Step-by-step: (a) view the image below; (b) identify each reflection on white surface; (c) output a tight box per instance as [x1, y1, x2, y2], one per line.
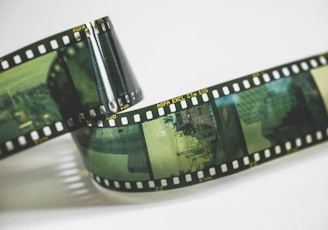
[0, 134, 219, 211]
[1, 0, 328, 229]
[0, 134, 101, 210]
[1, 130, 328, 229]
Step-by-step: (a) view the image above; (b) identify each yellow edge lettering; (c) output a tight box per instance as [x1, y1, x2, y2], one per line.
[155, 186, 164, 191]
[249, 161, 258, 168]
[72, 25, 86, 33]
[171, 96, 185, 104]
[157, 100, 170, 108]
[34, 136, 49, 145]
[199, 176, 212, 183]
[120, 104, 130, 111]
[106, 114, 117, 120]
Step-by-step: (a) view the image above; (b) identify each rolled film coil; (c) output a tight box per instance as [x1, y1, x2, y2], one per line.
[1, 17, 328, 193]
[0, 16, 143, 159]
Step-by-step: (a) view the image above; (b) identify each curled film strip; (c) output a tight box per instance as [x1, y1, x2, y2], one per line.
[0, 17, 143, 158]
[1, 17, 328, 192]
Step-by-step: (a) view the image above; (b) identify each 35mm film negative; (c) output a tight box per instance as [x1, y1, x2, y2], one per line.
[0, 17, 143, 158]
[1, 16, 328, 192]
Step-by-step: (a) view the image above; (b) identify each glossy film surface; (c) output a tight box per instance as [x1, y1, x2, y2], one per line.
[1, 16, 328, 192]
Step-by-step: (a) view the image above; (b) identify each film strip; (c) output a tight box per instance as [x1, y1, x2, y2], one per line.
[0, 17, 143, 158]
[1, 17, 328, 192]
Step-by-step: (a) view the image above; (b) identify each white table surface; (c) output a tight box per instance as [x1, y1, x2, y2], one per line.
[1, 0, 328, 229]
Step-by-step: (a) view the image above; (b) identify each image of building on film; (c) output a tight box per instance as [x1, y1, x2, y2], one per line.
[233, 71, 328, 154]
[142, 101, 248, 180]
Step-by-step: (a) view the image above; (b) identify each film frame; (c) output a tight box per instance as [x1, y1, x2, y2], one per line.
[0, 16, 328, 192]
[0, 17, 143, 159]
[82, 51, 328, 192]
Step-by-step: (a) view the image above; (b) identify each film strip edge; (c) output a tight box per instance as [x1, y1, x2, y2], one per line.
[84, 51, 328, 192]
[0, 16, 143, 159]
[91, 52, 328, 128]
[1, 51, 327, 158]
[91, 126, 328, 192]
[1, 17, 328, 193]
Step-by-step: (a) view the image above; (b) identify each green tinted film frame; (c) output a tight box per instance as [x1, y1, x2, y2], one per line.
[0, 16, 143, 159]
[0, 16, 328, 192]
[82, 52, 328, 192]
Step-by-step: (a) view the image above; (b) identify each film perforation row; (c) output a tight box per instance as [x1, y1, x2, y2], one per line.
[1, 52, 327, 159]
[0, 32, 82, 72]
[91, 127, 328, 191]
[0, 121, 67, 157]
[90, 53, 328, 129]
[65, 88, 143, 128]
[0, 16, 114, 72]
[92, 18, 112, 34]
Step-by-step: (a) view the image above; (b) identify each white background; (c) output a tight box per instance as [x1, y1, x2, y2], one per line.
[1, 0, 328, 229]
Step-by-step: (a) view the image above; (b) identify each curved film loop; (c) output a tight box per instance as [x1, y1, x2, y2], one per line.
[0, 16, 328, 192]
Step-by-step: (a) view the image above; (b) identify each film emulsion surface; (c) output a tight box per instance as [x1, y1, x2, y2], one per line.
[0, 52, 62, 144]
[234, 71, 328, 154]
[0, 17, 143, 158]
[1, 16, 328, 192]
[75, 64, 328, 191]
